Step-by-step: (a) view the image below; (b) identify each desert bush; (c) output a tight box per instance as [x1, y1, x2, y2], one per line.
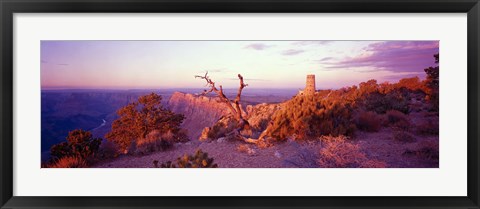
[160, 149, 218, 168]
[47, 156, 88, 168]
[175, 129, 190, 143]
[264, 74, 434, 141]
[392, 130, 416, 143]
[395, 77, 426, 92]
[362, 89, 411, 114]
[416, 119, 439, 135]
[49, 129, 101, 163]
[267, 95, 356, 140]
[424, 54, 439, 112]
[160, 161, 176, 168]
[403, 139, 439, 160]
[106, 93, 185, 153]
[134, 130, 174, 155]
[318, 135, 387, 168]
[393, 120, 411, 131]
[207, 121, 227, 139]
[386, 110, 408, 123]
[153, 160, 159, 168]
[203, 117, 240, 141]
[416, 139, 439, 160]
[50, 142, 71, 160]
[283, 147, 318, 168]
[386, 110, 411, 131]
[355, 111, 383, 132]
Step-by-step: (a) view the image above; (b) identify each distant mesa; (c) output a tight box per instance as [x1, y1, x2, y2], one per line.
[298, 74, 317, 96]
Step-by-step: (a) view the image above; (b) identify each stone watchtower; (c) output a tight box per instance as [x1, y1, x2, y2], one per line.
[304, 74, 316, 95]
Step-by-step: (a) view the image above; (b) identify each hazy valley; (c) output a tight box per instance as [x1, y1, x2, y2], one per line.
[41, 88, 296, 161]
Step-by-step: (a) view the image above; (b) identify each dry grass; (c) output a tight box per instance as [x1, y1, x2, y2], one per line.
[47, 156, 88, 168]
[404, 139, 439, 160]
[318, 135, 386, 168]
[134, 130, 174, 155]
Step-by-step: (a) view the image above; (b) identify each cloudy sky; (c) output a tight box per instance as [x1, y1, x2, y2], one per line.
[41, 40, 439, 90]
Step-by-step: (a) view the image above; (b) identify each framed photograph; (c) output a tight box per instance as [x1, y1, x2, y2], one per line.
[1, 0, 479, 208]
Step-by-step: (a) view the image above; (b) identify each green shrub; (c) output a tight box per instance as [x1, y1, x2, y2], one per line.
[49, 129, 101, 163]
[159, 149, 218, 168]
[362, 89, 410, 114]
[106, 93, 185, 153]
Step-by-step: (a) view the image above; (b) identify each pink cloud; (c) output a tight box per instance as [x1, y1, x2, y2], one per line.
[244, 43, 273, 50]
[319, 41, 439, 73]
[281, 49, 305, 56]
[293, 41, 332, 46]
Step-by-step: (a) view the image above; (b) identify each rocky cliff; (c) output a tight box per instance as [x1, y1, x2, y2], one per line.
[168, 91, 283, 141]
[168, 92, 232, 140]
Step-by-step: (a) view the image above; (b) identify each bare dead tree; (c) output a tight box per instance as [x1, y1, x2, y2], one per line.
[195, 71, 253, 141]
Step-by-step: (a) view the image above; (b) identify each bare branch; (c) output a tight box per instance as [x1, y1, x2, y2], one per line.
[233, 74, 248, 120]
[194, 71, 239, 119]
[194, 72, 250, 132]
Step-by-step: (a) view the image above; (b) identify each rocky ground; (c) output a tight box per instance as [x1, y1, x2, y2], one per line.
[93, 128, 438, 168]
[93, 92, 439, 169]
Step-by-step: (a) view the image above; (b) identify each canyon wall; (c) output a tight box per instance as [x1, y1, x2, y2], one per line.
[168, 92, 231, 140]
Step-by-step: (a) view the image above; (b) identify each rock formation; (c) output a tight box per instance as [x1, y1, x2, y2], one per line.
[167, 92, 231, 140]
[167, 91, 282, 141]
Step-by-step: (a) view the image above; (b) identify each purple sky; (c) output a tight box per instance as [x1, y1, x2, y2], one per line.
[41, 41, 439, 89]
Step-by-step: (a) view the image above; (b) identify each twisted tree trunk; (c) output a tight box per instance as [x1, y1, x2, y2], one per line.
[195, 72, 256, 143]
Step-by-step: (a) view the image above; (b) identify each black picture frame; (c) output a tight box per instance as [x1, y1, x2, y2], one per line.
[1, 0, 479, 208]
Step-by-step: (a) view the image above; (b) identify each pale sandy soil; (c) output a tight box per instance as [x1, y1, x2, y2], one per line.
[93, 129, 438, 168]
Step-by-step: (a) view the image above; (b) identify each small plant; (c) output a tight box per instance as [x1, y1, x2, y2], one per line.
[207, 121, 226, 139]
[47, 156, 88, 168]
[318, 135, 386, 168]
[49, 129, 101, 164]
[160, 161, 177, 168]
[134, 130, 175, 155]
[159, 149, 218, 168]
